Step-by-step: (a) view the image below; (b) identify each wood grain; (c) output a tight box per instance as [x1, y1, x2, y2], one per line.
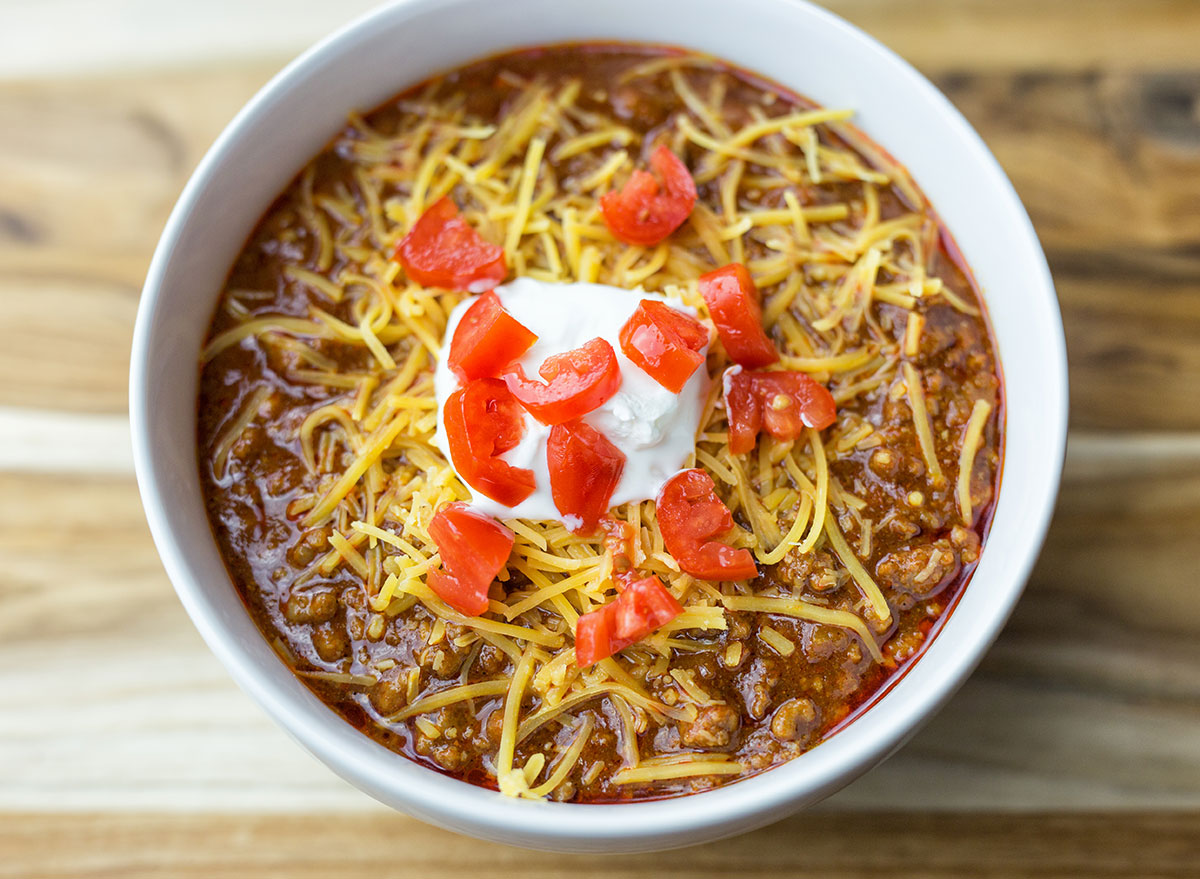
[938, 69, 1200, 252]
[0, 409, 131, 474]
[0, 67, 275, 413]
[832, 0, 1200, 73]
[2, 0, 1200, 868]
[5, 0, 1200, 77]
[2, 442, 1198, 812]
[3, 812, 1197, 879]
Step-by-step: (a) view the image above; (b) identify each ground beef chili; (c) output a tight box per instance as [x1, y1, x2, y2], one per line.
[197, 45, 1003, 802]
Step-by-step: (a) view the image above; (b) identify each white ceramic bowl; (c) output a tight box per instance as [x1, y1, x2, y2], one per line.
[131, 0, 1068, 853]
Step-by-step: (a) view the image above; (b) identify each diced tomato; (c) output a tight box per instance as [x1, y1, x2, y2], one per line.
[697, 263, 779, 368]
[442, 378, 536, 506]
[427, 503, 515, 594]
[656, 469, 757, 581]
[618, 300, 709, 393]
[722, 365, 761, 457]
[394, 196, 507, 291]
[425, 568, 481, 618]
[547, 421, 626, 533]
[502, 337, 622, 425]
[599, 145, 697, 246]
[574, 575, 683, 667]
[425, 503, 515, 616]
[447, 291, 537, 382]
[723, 366, 837, 454]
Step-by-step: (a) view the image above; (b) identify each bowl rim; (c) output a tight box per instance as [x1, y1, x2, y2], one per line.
[130, 0, 1068, 852]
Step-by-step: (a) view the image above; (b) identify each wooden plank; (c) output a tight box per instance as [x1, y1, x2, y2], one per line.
[3, 65, 1199, 422]
[0, 67, 275, 414]
[5, 65, 1196, 266]
[3, 0, 1199, 78]
[1055, 262, 1200, 431]
[0, 278, 137, 415]
[936, 69, 1200, 253]
[834, 0, 1200, 73]
[0, 409, 131, 474]
[2, 440, 1198, 812]
[0, 470, 371, 813]
[933, 70, 1200, 429]
[2, 811, 1198, 878]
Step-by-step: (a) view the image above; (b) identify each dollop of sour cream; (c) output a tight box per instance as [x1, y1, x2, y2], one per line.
[434, 278, 710, 522]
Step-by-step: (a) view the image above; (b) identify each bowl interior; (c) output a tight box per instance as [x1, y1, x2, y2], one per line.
[131, 0, 1067, 853]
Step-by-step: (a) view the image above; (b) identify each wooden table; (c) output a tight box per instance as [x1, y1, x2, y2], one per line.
[2, 1, 1199, 875]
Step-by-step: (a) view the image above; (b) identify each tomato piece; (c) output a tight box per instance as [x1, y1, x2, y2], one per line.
[574, 575, 683, 667]
[656, 469, 757, 581]
[502, 337, 622, 425]
[443, 378, 536, 506]
[697, 263, 779, 368]
[547, 421, 626, 533]
[722, 364, 762, 456]
[599, 145, 697, 246]
[447, 291, 537, 382]
[723, 366, 837, 454]
[425, 568, 483, 618]
[428, 503, 514, 587]
[618, 300, 709, 393]
[757, 370, 836, 437]
[395, 196, 507, 291]
[426, 503, 515, 616]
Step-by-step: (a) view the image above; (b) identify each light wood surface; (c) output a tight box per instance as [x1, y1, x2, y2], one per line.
[3, 0, 1199, 874]
[5, 812, 1199, 879]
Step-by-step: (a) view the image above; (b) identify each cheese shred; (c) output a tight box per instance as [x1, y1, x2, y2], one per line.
[902, 361, 946, 487]
[956, 399, 993, 525]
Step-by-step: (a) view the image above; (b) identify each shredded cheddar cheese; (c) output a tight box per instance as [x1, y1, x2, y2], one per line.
[957, 399, 994, 525]
[902, 361, 946, 488]
[200, 53, 997, 803]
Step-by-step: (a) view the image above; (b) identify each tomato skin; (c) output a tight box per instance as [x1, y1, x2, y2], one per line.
[448, 291, 537, 382]
[759, 371, 836, 435]
[599, 145, 697, 246]
[547, 421, 626, 533]
[722, 365, 761, 456]
[723, 366, 837, 454]
[573, 611, 608, 669]
[426, 502, 514, 616]
[697, 263, 779, 368]
[574, 575, 683, 667]
[395, 196, 507, 291]
[618, 300, 709, 393]
[428, 503, 515, 588]
[502, 337, 622, 425]
[656, 469, 758, 581]
[425, 568, 484, 617]
[443, 378, 536, 506]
